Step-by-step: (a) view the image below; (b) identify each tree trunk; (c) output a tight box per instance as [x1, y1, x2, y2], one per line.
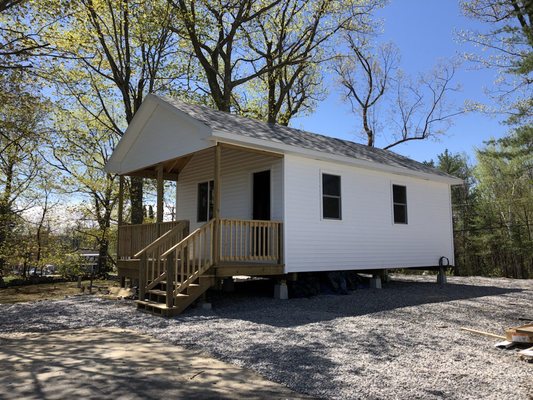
[129, 176, 144, 224]
[362, 106, 374, 147]
[0, 161, 14, 273]
[97, 239, 109, 275]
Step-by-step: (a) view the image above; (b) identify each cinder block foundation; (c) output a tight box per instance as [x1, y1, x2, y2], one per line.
[274, 281, 288, 300]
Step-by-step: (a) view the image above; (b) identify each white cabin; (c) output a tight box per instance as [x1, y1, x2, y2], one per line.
[106, 94, 461, 316]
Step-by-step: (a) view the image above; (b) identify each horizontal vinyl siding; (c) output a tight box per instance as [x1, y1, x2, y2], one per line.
[283, 154, 454, 272]
[177, 147, 283, 231]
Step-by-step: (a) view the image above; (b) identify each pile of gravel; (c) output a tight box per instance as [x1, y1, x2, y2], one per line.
[1, 274, 532, 399]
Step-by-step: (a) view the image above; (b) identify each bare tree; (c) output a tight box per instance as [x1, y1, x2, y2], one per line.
[335, 37, 398, 146]
[336, 35, 463, 149]
[386, 63, 462, 149]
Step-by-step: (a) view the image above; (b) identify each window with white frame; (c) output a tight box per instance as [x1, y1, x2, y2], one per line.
[392, 184, 407, 224]
[322, 173, 341, 219]
[197, 180, 214, 222]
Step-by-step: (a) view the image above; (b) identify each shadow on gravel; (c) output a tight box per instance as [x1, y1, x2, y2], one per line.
[208, 279, 525, 328]
[0, 329, 310, 400]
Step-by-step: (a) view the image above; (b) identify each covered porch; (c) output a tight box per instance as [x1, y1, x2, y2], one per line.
[115, 143, 285, 315]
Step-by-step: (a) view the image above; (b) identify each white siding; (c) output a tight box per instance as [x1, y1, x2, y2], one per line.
[283, 154, 455, 272]
[177, 147, 283, 231]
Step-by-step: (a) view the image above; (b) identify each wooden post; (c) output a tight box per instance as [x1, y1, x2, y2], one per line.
[174, 174, 179, 222]
[117, 175, 125, 287]
[166, 252, 175, 308]
[213, 144, 221, 264]
[139, 254, 147, 301]
[118, 176, 124, 226]
[277, 223, 283, 265]
[156, 164, 164, 237]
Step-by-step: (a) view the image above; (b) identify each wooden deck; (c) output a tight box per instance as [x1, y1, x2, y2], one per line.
[117, 218, 284, 316]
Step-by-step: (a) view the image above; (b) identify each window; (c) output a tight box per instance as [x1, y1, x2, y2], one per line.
[322, 173, 341, 219]
[392, 184, 407, 224]
[197, 180, 214, 222]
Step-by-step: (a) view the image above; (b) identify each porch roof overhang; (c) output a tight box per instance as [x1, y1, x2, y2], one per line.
[123, 155, 192, 181]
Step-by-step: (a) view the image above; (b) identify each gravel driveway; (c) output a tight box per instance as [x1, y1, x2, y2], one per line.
[1, 274, 532, 399]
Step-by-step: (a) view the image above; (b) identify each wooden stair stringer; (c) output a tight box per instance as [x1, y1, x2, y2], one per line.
[172, 275, 215, 315]
[136, 274, 215, 317]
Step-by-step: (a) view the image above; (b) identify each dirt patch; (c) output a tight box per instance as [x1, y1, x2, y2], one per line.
[0, 280, 116, 304]
[0, 328, 308, 400]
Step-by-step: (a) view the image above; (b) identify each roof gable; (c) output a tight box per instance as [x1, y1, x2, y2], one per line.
[106, 95, 212, 174]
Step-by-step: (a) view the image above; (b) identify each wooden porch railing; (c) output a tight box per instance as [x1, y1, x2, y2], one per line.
[118, 220, 188, 258]
[218, 218, 283, 263]
[136, 220, 190, 301]
[137, 218, 283, 308]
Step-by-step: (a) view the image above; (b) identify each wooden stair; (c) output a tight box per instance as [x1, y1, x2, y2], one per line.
[136, 275, 214, 317]
[130, 218, 283, 317]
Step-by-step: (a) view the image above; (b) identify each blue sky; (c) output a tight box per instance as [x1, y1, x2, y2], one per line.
[293, 0, 508, 164]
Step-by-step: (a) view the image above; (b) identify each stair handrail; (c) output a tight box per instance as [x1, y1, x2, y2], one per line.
[137, 220, 189, 301]
[134, 220, 189, 259]
[160, 226, 203, 258]
[161, 219, 215, 306]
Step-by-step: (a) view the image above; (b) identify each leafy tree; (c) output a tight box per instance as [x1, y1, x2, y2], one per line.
[47, 104, 120, 275]
[169, 0, 383, 122]
[430, 150, 478, 275]
[474, 125, 532, 277]
[0, 0, 52, 69]
[433, 138, 532, 278]
[0, 69, 48, 281]
[34, 0, 191, 224]
[460, 0, 533, 124]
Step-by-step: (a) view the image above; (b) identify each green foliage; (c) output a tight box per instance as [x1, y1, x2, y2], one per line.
[57, 252, 84, 278]
[47, 104, 120, 275]
[474, 125, 532, 277]
[460, 0, 533, 124]
[0, 69, 49, 277]
[436, 127, 533, 278]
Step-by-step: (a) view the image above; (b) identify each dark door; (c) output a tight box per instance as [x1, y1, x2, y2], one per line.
[252, 170, 271, 257]
[253, 170, 271, 220]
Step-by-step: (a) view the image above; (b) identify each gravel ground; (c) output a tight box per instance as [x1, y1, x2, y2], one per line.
[1, 274, 532, 400]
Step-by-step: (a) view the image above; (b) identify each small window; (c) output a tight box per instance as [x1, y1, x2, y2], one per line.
[322, 173, 341, 219]
[197, 180, 214, 222]
[392, 184, 407, 224]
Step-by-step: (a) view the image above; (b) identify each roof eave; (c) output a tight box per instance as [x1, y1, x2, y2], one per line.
[211, 130, 463, 185]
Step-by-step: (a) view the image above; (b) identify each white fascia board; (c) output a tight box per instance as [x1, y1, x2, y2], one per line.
[211, 130, 463, 185]
[105, 96, 158, 174]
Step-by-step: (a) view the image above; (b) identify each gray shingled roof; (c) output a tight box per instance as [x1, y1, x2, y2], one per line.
[157, 95, 457, 180]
